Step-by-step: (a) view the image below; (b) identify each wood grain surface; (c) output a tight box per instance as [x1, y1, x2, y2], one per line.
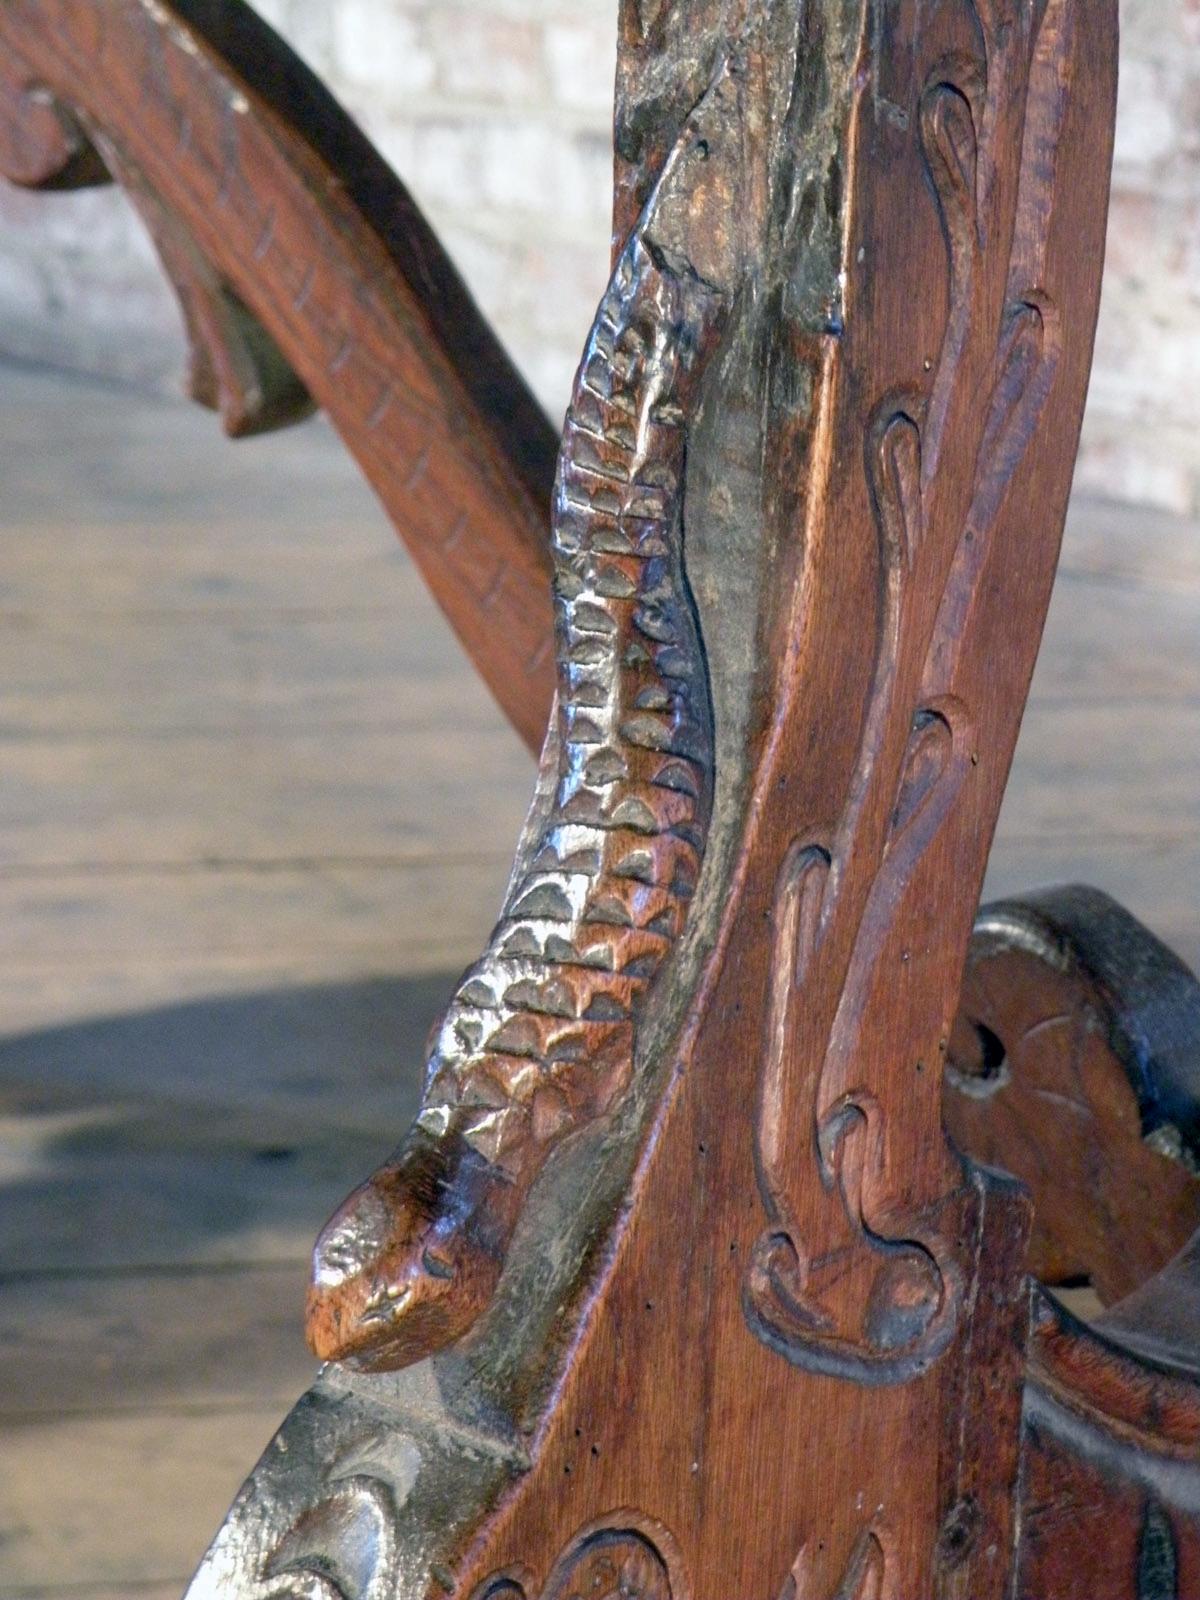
[2, 310, 1197, 1596]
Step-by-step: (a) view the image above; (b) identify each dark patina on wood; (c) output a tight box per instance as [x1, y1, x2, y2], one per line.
[0, 0, 558, 748]
[10, 3, 1200, 1600]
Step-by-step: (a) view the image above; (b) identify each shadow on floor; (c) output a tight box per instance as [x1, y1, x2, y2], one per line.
[0, 972, 459, 1274]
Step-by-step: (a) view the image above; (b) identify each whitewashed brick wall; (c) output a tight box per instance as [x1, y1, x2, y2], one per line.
[1, 0, 1198, 514]
[1072, 0, 1200, 512]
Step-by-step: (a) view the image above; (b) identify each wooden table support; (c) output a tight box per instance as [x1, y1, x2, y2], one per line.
[0, 0, 558, 749]
[5, 2, 1200, 1597]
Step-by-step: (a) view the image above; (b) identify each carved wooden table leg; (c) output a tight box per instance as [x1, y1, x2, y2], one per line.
[19, 0, 1190, 1596]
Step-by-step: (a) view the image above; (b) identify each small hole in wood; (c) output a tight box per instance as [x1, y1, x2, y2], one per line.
[945, 1020, 1009, 1099]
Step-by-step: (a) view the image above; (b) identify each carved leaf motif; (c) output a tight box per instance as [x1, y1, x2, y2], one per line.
[918, 71, 981, 478]
[920, 81, 979, 246]
[970, 298, 1058, 523]
[744, 3, 1068, 1386]
[780, 1529, 887, 1600]
[757, 842, 831, 1185]
[833, 1531, 886, 1600]
[869, 412, 924, 571]
[890, 710, 954, 840]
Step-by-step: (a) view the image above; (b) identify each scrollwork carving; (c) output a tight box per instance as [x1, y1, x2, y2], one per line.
[780, 1528, 888, 1600]
[262, 1476, 399, 1600]
[744, 0, 1066, 1384]
[473, 1517, 683, 1600]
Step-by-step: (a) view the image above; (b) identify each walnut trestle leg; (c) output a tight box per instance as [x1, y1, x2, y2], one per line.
[6, 3, 1198, 1597]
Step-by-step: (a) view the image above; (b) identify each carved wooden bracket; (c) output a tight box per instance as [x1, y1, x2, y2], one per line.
[946, 886, 1200, 1306]
[0, 0, 558, 748]
[945, 888, 1200, 1599]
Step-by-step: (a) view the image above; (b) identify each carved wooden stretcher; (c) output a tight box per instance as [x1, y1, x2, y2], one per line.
[4, 1, 1199, 1594]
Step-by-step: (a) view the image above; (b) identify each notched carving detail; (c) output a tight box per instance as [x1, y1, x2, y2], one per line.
[306, 59, 748, 1372]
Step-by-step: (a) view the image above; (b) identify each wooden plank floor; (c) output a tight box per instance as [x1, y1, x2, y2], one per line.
[1, 360, 1197, 1597]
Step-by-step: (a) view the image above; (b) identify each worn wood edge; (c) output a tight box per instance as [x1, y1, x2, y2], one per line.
[1028, 1284, 1200, 1467]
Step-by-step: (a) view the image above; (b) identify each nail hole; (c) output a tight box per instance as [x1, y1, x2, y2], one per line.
[945, 1021, 1009, 1099]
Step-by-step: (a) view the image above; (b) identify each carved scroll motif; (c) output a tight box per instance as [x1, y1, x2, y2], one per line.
[473, 1518, 683, 1600]
[745, 0, 1065, 1383]
[260, 1476, 399, 1600]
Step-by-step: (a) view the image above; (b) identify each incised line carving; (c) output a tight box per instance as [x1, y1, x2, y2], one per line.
[745, 0, 1065, 1383]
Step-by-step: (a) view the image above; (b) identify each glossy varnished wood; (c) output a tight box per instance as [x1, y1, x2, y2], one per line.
[11, 3, 1200, 1599]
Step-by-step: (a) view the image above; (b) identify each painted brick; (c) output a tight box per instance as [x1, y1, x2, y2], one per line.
[544, 16, 618, 111]
[332, 0, 435, 94]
